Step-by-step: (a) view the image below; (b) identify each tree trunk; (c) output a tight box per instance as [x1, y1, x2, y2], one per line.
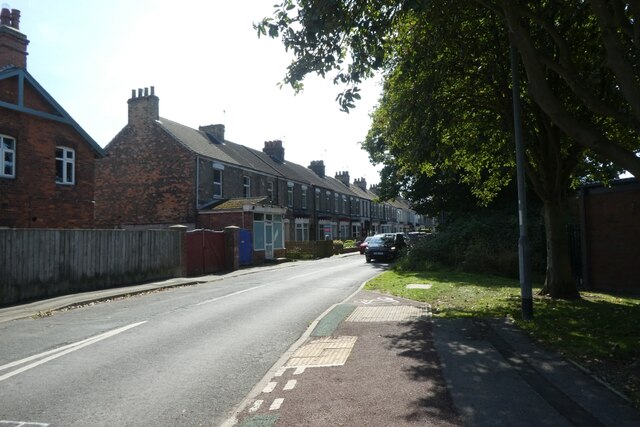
[539, 198, 580, 299]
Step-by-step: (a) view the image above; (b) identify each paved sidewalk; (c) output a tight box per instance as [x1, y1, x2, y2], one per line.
[227, 290, 640, 427]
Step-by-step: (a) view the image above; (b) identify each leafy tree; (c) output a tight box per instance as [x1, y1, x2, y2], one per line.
[256, 0, 637, 298]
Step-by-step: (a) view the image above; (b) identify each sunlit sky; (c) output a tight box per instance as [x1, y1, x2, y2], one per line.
[11, 0, 382, 185]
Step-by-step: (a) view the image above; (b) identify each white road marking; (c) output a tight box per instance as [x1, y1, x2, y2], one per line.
[262, 382, 277, 393]
[283, 380, 297, 391]
[274, 367, 286, 377]
[248, 400, 263, 413]
[294, 367, 306, 375]
[0, 422, 49, 426]
[284, 270, 320, 281]
[269, 398, 284, 411]
[196, 285, 266, 306]
[0, 322, 147, 382]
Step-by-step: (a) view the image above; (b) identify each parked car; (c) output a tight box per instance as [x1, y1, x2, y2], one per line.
[364, 233, 407, 263]
[358, 236, 373, 254]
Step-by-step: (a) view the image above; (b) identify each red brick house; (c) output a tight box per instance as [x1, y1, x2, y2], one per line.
[0, 8, 104, 228]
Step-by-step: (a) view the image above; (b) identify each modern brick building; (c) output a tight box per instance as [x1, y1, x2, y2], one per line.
[0, 8, 104, 228]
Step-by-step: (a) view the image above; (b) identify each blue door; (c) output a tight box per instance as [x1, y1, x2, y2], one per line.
[239, 229, 252, 266]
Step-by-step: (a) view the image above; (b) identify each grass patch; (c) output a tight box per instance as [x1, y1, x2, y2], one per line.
[365, 269, 640, 406]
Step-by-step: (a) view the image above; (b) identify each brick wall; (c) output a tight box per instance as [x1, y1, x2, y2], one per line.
[197, 211, 253, 231]
[95, 122, 196, 228]
[0, 105, 97, 228]
[583, 181, 640, 292]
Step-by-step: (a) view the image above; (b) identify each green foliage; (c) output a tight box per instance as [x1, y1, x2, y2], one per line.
[332, 240, 344, 254]
[285, 248, 315, 260]
[342, 239, 357, 249]
[396, 208, 546, 278]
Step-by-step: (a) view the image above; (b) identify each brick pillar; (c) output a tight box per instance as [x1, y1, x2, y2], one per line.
[224, 226, 240, 272]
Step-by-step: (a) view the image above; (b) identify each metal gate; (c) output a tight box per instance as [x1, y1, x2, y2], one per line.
[239, 229, 253, 266]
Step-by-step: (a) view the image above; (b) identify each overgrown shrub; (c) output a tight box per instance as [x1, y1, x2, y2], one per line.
[396, 209, 545, 278]
[343, 239, 356, 249]
[332, 240, 344, 254]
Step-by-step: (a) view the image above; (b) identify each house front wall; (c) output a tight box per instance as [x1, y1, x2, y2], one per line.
[95, 123, 195, 228]
[0, 107, 97, 228]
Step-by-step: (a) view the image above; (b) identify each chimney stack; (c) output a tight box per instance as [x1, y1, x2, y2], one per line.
[263, 140, 285, 163]
[127, 86, 159, 125]
[354, 177, 367, 191]
[199, 124, 225, 143]
[335, 171, 350, 186]
[0, 8, 29, 69]
[309, 160, 325, 178]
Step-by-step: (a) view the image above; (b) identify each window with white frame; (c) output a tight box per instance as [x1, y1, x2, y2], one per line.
[301, 186, 307, 209]
[315, 188, 320, 211]
[334, 193, 339, 213]
[295, 218, 309, 241]
[243, 176, 251, 198]
[55, 147, 75, 185]
[1, 135, 16, 178]
[213, 168, 223, 197]
[325, 191, 331, 211]
[342, 195, 347, 214]
[287, 181, 294, 207]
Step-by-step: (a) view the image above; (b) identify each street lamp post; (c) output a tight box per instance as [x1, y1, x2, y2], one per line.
[510, 41, 534, 321]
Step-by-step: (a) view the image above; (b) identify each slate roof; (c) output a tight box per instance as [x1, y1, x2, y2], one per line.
[158, 116, 377, 202]
[158, 118, 240, 166]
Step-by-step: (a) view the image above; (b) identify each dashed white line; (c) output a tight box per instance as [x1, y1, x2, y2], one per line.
[262, 381, 277, 393]
[294, 367, 306, 375]
[195, 285, 266, 306]
[283, 380, 297, 391]
[269, 398, 284, 411]
[0, 422, 50, 426]
[274, 367, 286, 377]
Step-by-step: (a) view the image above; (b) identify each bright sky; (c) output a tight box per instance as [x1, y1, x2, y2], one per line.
[13, 0, 382, 185]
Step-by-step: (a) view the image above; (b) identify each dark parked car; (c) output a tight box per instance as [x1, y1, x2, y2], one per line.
[364, 233, 407, 263]
[358, 236, 373, 254]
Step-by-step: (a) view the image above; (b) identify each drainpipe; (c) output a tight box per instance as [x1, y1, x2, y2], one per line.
[196, 156, 200, 209]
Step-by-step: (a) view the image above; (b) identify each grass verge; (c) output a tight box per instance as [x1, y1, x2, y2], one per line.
[365, 269, 640, 407]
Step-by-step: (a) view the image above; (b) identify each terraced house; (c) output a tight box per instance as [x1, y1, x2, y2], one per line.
[94, 88, 427, 261]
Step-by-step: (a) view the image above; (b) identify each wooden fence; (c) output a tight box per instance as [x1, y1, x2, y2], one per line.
[0, 229, 184, 306]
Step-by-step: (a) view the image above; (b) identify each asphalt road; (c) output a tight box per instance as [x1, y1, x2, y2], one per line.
[0, 254, 386, 426]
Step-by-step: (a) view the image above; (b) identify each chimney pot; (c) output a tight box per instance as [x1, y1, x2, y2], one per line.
[0, 8, 10, 26]
[0, 8, 29, 69]
[10, 9, 19, 29]
[199, 124, 225, 143]
[263, 140, 285, 163]
[128, 87, 160, 125]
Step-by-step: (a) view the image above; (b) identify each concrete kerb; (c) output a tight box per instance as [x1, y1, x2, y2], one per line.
[219, 273, 374, 427]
